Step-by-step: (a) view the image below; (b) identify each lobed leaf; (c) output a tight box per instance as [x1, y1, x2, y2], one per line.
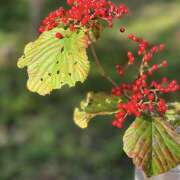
[73, 92, 121, 129]
[18, 28, 90, 95]
[123, 116, 180, 177]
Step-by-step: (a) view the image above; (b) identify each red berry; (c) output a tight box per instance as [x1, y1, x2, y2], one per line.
[55, 32, 63, 39]
[152, 64, 158, 71]
[159, 44, 165, 51]
[115, 64, 124, 76]
[148, 93, 155, 101]
[161, 60, 168, 67]
[67, 0, 74, 6]
[120, 27, 126, 33]
[39, 26, 45, 33]
[127, 51, 135, 64]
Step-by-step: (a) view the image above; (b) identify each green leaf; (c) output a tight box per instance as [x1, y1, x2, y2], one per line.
[17, 28, 90, 96]
[74, 92, 121, 129]
[123, 116, 180, 177]
[165, 102, 180, 127]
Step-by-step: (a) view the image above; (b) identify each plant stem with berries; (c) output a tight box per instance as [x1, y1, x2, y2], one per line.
[112, 34, 180, 128]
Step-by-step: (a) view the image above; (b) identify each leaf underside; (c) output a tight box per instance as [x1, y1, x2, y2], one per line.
[123, 116, 180, 177]
[18, 28, 89, 95]
[74, 92, 120, 129]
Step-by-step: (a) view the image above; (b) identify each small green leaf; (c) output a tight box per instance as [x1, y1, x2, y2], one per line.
[74, 92, 121, 129]
[123, 116, 180, 177]
[18, 28, 90, 95]
[165, 102, 180, 127]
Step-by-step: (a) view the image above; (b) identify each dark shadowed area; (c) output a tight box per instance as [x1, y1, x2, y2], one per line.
[0, 0, 180, 180]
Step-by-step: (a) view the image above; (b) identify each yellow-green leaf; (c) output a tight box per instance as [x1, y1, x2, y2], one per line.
[18, 28, 90, 95]
[123, 116, 180, 177]
[73, 92, 121, 129]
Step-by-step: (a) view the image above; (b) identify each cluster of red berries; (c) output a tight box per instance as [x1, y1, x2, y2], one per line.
[112, 34, 180, 128]
[151, 79, 179, 93]
[39, 0, 129, 37]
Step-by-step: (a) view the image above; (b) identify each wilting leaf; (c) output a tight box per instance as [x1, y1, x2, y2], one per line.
[123, 116, 180, 177]
[74, 92, 121, 128]
[18, 28, 89, 95]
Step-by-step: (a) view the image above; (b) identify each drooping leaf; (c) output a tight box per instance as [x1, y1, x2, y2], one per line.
[165, 102, 180, 127]
[123, 116, 180, 177]
[74, 92, 121, 128]
[17, 28, 90, 95]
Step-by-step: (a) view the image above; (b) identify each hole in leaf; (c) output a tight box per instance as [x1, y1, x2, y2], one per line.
[61, 47, 64, 53]
[56, 61, 59, 64]
[57, 70, 60, 74]
[40, 78, 43, 81]
[68, 73, 72, 76]
[48, 73, 52, 76]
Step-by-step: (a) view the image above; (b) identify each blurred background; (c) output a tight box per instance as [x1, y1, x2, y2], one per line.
[0, 0, 180, 179]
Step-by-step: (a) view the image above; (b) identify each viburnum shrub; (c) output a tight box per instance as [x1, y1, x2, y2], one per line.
[17, 0, 180, 178]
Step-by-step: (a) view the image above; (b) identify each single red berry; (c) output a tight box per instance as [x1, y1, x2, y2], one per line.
[55, 32, 63, 39]
[67, 0, 74, 6]
[148, 93, 155, 101]
[69, 24, 76, 32]
[128, 34, 134, 39]
[144, 52, 152, 62]
[159, 44, 165, 51]
[120, 27, 125, 33]
[115, 64, 124, 76]
[127, 51, 135, 64]
[162, 77, 168, 83]
[144, 89, 150, 95]
[39, 26, 45, 33]
[151, 46, 159, 53]
[161, 60, 168, 67]
[152, 64, 158, 71]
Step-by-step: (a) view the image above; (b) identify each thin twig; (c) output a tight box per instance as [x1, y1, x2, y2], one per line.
[140, 58, 145, 76]
[90, 44, 118, 87]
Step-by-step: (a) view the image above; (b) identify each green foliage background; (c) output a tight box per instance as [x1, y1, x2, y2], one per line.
[0, 0, 180, 179]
